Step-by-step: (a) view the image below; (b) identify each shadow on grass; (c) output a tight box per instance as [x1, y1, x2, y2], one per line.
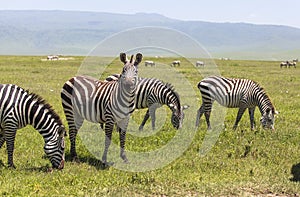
[290, 163, 300, 182]
[0, 160, 5, 168]
[65, 152, 110, 170]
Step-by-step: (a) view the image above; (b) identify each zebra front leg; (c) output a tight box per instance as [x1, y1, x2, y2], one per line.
[0, 132, 5, 148]
[102, 122, 114, 165]
[233, 107, 247, 130]
[149, 106, 158, 130]
[119, 128, 129, 163]
[139, 109, 150, 131]
[248, 107, 255, 130]
[117, 117, 129, 163]
[5, 129, 17, 168]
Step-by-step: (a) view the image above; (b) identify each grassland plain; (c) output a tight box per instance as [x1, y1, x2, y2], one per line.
[0, 55, 299, 196]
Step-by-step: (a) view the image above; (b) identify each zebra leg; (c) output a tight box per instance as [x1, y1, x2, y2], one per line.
[102, 122, 114, 164]
[0, 131, 5, 148]
[233, 107, 247, 130]
[204, 111, 212, 130]
[5, 129, 17, 168]
[248, 107, 255, 130]
[117, 117, 130, 163]
[149, 105, 158, 130]
[69, 130, 79, 162]
[195, 105, 205, 127]
[68, 114, 84, 162]
[119, 128, 129, 163]
[139, 109, 150, 131]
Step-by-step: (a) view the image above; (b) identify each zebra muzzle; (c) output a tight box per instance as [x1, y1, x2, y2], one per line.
[58, 159, 65, 169]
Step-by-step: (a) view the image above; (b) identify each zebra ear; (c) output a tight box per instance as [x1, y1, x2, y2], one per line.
[134, 53, 143, 66]
[120, 53, 127, 64]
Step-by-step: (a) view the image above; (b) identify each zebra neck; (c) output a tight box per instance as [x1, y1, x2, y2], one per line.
[26, 99, 60, 142]
[256, 91, 273, 115]
[165, 91, 180, 109]
[111, 84, 136, 120]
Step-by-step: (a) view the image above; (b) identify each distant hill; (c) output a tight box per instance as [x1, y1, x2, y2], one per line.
[0, 10, 300, 60]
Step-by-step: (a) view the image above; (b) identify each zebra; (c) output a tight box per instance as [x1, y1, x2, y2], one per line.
[0, 84, 65, 169]
[280, 61, 288, 68]
[104, 74, 190, 131]
[171, 60, 181, 67]
[61, 53, 142, 164]
[195, 76, 277, 130]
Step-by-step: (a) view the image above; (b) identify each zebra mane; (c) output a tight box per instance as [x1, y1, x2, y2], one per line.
[163, 82, 181, 103]
[27, 91, 63, 126]
[256, 84, 275, 110]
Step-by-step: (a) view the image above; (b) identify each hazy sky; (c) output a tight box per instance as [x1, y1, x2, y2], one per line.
[2, 0, 300, 28]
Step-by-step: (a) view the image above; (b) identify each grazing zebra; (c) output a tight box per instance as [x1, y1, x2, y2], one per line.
[61, 53, 142, 164]
[0, 84, 65, 169]
[195, 76, 277, 130]
[280, 61, 288, 68]
[171, 60, 181, 67]
[144, 60, 155, 67]
[104, 74, 190, 131]
[288, 60, 297, 68]
[196, 61, 204, 67]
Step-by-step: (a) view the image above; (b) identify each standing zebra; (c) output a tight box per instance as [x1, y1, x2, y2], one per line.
[61, 53, 142, 164]
[0, 84, 65, 169]
[195, 76, 277, 130]
[104, 74, 190, 131]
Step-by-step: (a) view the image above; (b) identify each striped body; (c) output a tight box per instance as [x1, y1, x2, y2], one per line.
[196, 76, 276, 130]
[61, 53, 142, 163]
[105, 74, 189, 130]
[0, 84, 65, 169]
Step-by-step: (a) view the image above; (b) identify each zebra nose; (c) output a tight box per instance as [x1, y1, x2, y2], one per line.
[58, 159, 64, 169]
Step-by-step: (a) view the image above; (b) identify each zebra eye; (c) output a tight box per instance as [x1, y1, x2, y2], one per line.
[60, 138, 65, 149]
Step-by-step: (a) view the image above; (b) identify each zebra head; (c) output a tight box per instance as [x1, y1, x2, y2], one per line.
[44, 125, 66, 169]
[260, 107, 278, 130]
[119, 52, 143, 91]
[169, 104, 190, 129]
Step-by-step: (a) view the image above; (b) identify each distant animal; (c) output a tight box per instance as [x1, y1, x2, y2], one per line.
[47, 55, 59, 60]
[293, 58, 298, 62]
[171, 60, 181, 67]
[196, 61, 204, 67]
[0, 84, 65, 169]
[288, 60, 297, 68]
[61, 53, 142, 164]
[280, 61, 288, 68]
[196, 76, 277, 130]
[104, 74, 190, 131]
[145, 60, 155, 67]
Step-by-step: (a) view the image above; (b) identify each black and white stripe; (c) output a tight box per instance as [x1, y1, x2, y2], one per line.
[61, 53, 142, 164]
[105, 74, 189, 130]
[195, 76, 277, 130]
[0, 84, 65, 169]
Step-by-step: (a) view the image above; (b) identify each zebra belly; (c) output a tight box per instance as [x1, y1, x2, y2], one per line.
[72, 97, 106, 124]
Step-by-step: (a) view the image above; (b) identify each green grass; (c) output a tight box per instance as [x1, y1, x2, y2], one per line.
[0, 55, 299, 196]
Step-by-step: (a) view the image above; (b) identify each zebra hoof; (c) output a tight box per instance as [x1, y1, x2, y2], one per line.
[8, 164, 16, 169]
[138, 126, 144, 131]
[103, 161, 114, 168]
[72, 156, 80, 163]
